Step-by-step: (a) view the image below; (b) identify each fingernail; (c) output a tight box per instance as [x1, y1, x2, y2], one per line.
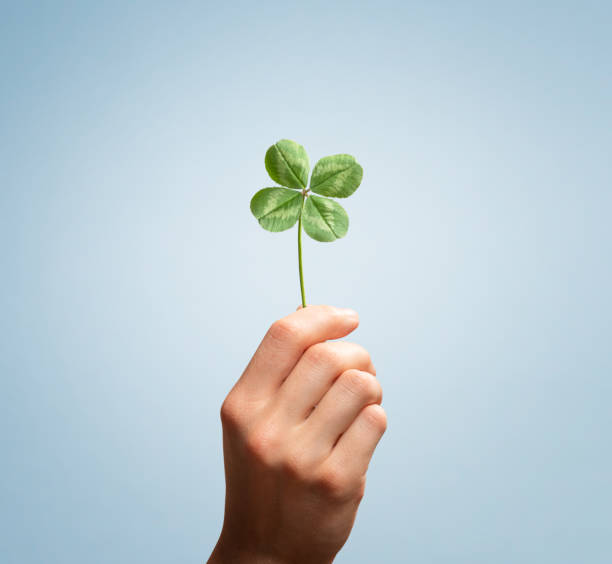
[337, 307, 358, 319]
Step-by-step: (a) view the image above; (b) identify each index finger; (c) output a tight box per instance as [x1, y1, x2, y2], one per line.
[238, 305, 360, 399]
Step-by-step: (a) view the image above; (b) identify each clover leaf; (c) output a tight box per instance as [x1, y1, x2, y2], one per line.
[250, 139, 363, 307]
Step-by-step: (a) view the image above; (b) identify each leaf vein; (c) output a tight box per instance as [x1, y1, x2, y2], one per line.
[311, 197, 339, 238]
[276, 144, 306, 188]
[311, 163, 355, 190]
[258, 191, 300, 219]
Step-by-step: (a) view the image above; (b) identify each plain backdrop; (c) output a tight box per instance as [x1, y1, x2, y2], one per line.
[1, 1, 610, 563]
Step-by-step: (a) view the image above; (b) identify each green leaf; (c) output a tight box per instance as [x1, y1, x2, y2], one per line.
[302, 195, 349, 242]
[309, 154, 363, 198]
[265, 139, 310, 189]
[250, 187, 303, 232]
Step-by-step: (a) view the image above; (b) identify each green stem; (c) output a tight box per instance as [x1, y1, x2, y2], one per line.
[298, 193, 307, 307]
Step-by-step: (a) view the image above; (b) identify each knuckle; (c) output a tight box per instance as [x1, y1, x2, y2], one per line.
[245, 423, 281, 464]
[281, 448, 311, 481]
[304, 342, 341, 370]
[219, 387, 256, 432]
[352, 343, 372, 367]
[219, 395, 242, 430]
[362, 404, 388, 434]
[316, 465, 354, 501]
[340, 370, 382, 403]
[268, 318, 302, 345]
[356, 477, 367, 501]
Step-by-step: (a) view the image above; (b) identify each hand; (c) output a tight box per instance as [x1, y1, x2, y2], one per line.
[208, 305, 387, 564]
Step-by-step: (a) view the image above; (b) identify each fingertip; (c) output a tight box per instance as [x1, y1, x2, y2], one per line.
[338, 307, 359, 322]
[324, 305, 360, 325]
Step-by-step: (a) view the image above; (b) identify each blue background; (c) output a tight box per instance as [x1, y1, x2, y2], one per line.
[1, 1, 610, 562]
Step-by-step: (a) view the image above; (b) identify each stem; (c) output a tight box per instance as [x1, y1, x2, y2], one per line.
[298, 193, 307, 307]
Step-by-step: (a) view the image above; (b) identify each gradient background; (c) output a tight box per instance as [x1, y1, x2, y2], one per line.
[1, 1, 611, 563]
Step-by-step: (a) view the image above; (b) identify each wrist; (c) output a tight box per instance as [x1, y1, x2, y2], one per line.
[208, 533, 334, 564]
[207, 536, 286, 564]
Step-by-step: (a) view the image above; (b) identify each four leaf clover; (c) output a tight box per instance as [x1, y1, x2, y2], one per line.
[250, 139, 363, 306]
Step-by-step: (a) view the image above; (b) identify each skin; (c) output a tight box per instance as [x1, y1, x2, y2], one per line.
[207, 305, 387, 564]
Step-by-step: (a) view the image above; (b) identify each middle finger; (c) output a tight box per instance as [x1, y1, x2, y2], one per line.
[276, 340, 375, 422]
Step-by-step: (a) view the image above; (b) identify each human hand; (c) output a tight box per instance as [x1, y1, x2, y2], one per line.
[208, 305, 387, 564]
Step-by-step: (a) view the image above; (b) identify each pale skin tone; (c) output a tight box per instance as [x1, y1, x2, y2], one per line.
[208, 305, 387, 564]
